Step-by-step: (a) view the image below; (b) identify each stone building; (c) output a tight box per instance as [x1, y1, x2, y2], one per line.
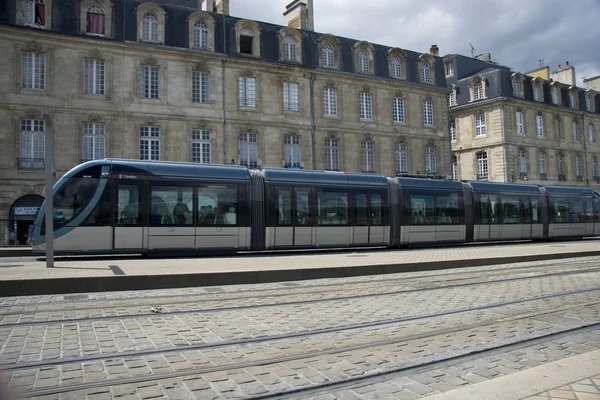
[445, 54, 600, 188]
[0, 0, 450, 245]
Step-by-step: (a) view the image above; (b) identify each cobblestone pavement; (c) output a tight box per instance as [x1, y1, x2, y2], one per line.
[0, 257, 600, 399]
[524, 375, 600, 400]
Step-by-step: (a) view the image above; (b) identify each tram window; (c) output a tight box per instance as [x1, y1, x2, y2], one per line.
[530, 198, 540, 223]
[501, 196, 520, 224]
[371, 193, 384, 226]
[317, 191, 348, 225]
[595, 199, 600, 222]
[52, 177, 101, 228]
[490, 195, 501, 224]
[197, 185, 238, 226]
[551, 198, 570, 223]
[117, 185, 141, 225]
[585, 200, 594, 223]
[410, 195, 434, 225]
[570, 200, 584, 223]
[81, 186, 111, 226]
[276, 188, 293, 226]
[295, 189, 311, 226]
[150, 186, 194, 226]
[355, 193, 368, 226]
[523, 197, 532, 224]
[478, 194, 489, 224]
[436, 193, 459, 225]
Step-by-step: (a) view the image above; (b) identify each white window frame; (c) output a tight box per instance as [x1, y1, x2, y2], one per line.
[238, 77, 257, 108]
[475, 114, 486, 136]
[474, 81, 483, 100]
[533, 84, 541, 101]
[322, 43, 334, 68]
[239, 132, 259, 168]
[140, 126, 160, 161]
[21, 51, 46, 90]
[576, 154, 582, 177]
[142, 13, 159, 42]
[539, 152, 547, 175]
[391, 56, 401, 78]
[558, 154, 565, 177]
[284, 135, 301, 168]
[19, 119, 45, 165]
[421, 63, 431, 83]
[358, 50, 369, 73]
[193, 21, 209, 49]
[86, 4, 106, 36]
[590, 124, 596, 143]
[323, 87, 337, 116]
[449, 119, 456, 141]
[573, 121, 580, 141]
[518, 149, 527, 174]
[423, 100, 433, 126]
[26, 0, 45, 26]
[283, 36, 297, 62]
[82, 122, 105, 161]
[512, 79, 521, 97]
[283, 82, 299, 112]
[361, 141, 375, 173]
[551, 87, 559, 105]
[587, 95, 594, 112]
[448, 91, 455, 107]
[192, 71, 210, 104]
[392, 97, 405, 123]
[192, 129, 211, 164]
[516, 111, 524, 134]
[325, 138, 339, 171]
[359, 92, 373, 120]
[445, 61, 453, 77]
[536, 115, 544, 137]
[452, 154, 458, 180]
[571, 92, 578, 109]
[592, 156, 598, 178]
[84, 58, 105, 95]
[425, 145, 436, 174]
[140, 65, 159, 99]
[476, 151, 488, 179]
[557, 119, 564, 139]
[395, 143, 407, 175]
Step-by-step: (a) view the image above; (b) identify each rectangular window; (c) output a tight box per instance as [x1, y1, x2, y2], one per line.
[192, 130, 211, 164]
[140, 126, 160, 161]
[589, 124, 596, 143]
[475, 114, 486, 136]
[82, 123, 105, 162]
[425, 145, 436, 174]
[284, 135, 301, 168]
[323, 87, 337, 116]
[573, 121, 580, 141]
[410, 195, 434, 225]
[539, 152, 547, 175]
[26, 0, 45, 25]
[19, 119, 45, 169]
[140, 65, 159, 99]
[325, 138, 339, 171]
[361, 141, 375, 173]
[558, 154, 565, 178]
[21, 51, 46, 90]
[536, 115, 544, 137]
[444, 61, 454, 76]
[283, 82, 299, 112]
[576, 155, 582, 177]
[359, 92, 373, 120]
[87, 9, 105, 35]
[449, 119, 456, 141]
[516, 111, 524, 134]
[198, 185, 239, 226]
[423, 100, 433, 126]
[452, 155, 458, 180]
[395, 143, 407, 175]
[284, 41, 296, 61]
[239, 77, 257, 108]
[192, 71, 210, 103]
[84, 59, 105, 95]
[317, 191, 348, 225]
[476, 151, 488, 179]
[436, 193, 459, 225]
[501, 196, 520, 224]
[587, 96, 593, 112]
[150, 186, 194, 226]
[593, 157, 598, 178]
[392, 97, 405, 123]
[571, 93, 578, 109]
[518, 149, 527, 174]
[513, 80, 521, 97]
[239, 132, 258, 168]
[448, 91, 455, 107]
[557, 119, 564, 139]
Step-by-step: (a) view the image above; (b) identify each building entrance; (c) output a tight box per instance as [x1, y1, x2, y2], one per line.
[8, 195, 44, 246]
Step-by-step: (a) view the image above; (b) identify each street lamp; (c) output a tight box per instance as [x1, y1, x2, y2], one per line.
[41, 107, 54, 268]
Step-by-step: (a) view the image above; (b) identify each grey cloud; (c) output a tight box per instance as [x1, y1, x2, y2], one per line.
[232, 0, 600, 84]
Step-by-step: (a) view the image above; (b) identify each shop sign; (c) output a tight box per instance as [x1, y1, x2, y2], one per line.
[13, 207, 39, 216]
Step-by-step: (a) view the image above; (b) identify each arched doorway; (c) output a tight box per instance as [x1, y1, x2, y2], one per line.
[9, 195, 44, 246]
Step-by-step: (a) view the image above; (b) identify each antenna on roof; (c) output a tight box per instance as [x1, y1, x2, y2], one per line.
[539, 58, 545, 67]
[469, 43, 475, 58]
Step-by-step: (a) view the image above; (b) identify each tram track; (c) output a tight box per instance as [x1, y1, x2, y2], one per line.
[10, 289, 600, 398]
[1, 263, 600, 328]
[2, 285, 599, 371]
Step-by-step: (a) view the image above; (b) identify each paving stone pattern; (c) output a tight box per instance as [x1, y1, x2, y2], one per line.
[524, 374, 600, 400]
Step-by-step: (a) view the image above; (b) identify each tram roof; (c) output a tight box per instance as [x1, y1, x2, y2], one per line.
[262, 168, 389, 187]
[395, 177, 464, 190]
[542, 185, 597, 196]
[104, 159, 252, 181]
[467, 180, 542, 194]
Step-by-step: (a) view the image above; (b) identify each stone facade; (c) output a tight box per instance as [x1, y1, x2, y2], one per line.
[445, 54, 600, 189]
[0, 0, 450, 245]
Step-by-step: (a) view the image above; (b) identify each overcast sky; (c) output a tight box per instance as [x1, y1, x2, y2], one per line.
[230, 0, 600, 85]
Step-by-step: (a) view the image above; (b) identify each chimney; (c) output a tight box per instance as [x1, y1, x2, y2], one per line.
[284, 0, 314, 31]
[475, 53, 492, 62]
[211, 0, 229, 15]
[429, 45, 439, 57]
[552, 61, 576, 86]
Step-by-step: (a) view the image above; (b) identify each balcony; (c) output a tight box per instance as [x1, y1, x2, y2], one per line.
[18, 158, 45, 169]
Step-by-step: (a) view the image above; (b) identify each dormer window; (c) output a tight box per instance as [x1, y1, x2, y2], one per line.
[194, 21, 208, 49]
[322, 43, 334, 68]
[586, 93, 595, 112]
[27, 0, 45, 26]
[533, 83, 540, 101]
[86, 5, 105, 35]
[474, 81, 483, 100]
[391, 56, 401, 79]
[571, 90, 578, 109]
[551, 86, 559, 105]
[422, 63, 431, 83]
[283, 36, 296, 61]
[511, 73, 524, 98]
[240, 29, 254, 55]
[470, 77, 486, 101]
[512, 79, 521, 97]
[142, 13, 158, 42]
[358, 50, 369, 73]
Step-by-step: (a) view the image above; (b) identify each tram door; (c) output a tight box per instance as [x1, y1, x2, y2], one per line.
[272, 187, 313, 247]
[352, 192, 369, 245]
[113, 181, 145, 250]
[595, 198, 600, 236]
[585, 199, 595, 236]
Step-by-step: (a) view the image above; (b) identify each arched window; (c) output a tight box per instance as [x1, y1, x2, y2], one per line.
[194, 21, 208, 49]
[551, 87, 559, 105]
[358, 50, 369, 73]
[322, 43, 334, 68]
[422, 63, 431, 83]
[142, 13, 158, 42]
[512, 78, 521, 97]
[391, 56, 401, 78]
[87, 4, 105, 35]
[474, 81, 483, 100]
[533, 83, 541, 101]
[283, 36, 297, 61]
[239, 28, 254, 55]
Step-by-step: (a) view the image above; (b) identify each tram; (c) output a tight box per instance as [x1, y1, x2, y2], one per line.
[29, 159, 600, 254]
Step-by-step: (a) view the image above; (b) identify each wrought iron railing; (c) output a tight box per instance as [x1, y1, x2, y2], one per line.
[18, 158, 45, 169]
